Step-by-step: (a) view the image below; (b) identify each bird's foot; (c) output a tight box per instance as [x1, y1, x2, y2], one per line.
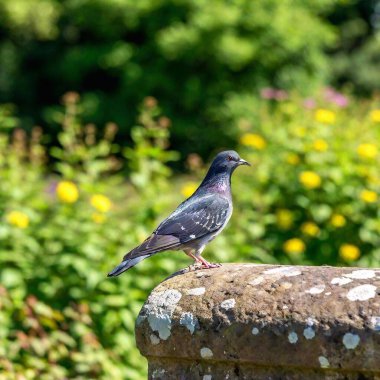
[201, 262, 222, 269]
[198, 257, 222, 269]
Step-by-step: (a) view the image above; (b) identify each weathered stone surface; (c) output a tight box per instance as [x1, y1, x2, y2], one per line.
[135, 264, 380, 379]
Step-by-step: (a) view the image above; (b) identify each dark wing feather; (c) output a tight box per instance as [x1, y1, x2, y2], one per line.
[154, 194, 230, 243]
[123, 234, 180, 260]
[108, 194, 230, 277]
[122, 194, 229, 261]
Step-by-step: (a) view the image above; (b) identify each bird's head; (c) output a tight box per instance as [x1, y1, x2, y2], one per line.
[209, 150, 250, 175]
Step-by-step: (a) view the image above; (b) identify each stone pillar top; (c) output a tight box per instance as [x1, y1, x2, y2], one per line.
[135, 264, 380, 378]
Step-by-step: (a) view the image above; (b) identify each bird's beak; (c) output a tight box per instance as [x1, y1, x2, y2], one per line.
[238, 158, 251, 166]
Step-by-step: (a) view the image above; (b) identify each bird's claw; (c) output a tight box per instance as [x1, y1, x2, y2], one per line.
[186, 262, 221, 271]
[201, 262, 222, 269]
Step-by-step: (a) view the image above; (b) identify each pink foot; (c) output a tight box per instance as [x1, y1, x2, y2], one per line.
[202, 263, 221, 269]
[199, 257, 222, 269]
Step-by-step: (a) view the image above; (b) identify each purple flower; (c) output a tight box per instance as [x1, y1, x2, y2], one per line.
[260, 88, 288, 101]
[260, 87, 278, 99]
[324, 87, 349, 108]
[331, 93, 349, 107]
[46, 180, 58, 195]
[303, 98, 316, 109]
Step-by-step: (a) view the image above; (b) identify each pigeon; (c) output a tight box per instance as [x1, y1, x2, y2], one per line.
[108, 150, 250, 277]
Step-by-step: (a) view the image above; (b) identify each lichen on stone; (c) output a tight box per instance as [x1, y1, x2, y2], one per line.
[343, 332, 360, 349]
[305, 285, 325, 294]
[180, 312, 199, 334]
[344, 270, 376, 280]
[200, 347, 213, 359]
[331, 277, 352, 286]
[251, 327, 259, 335]
[288, 331, 298, 344]
[152, 368, 166, 379]
[135, 264, 380, 377]
[187, 287, 206, 296]
[263, 266, 302, 277]
[143, 289, 182, 340]
[150, 334, 160, 345]
[318, 356, 330, 368]
[369, 316, 380, 331]
[220, 298, 236, 310]
[303, 327, 315, 340]
[346, 284, 377, 301]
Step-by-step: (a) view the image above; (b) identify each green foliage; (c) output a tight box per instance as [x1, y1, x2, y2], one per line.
[0, 0, 338, 156]
[328, 0, 380, 94]
[0, 98, 182, 379]
[226, 92, 380, 267]
[1, 92, 380, 378]
[124, 97, 179, 192]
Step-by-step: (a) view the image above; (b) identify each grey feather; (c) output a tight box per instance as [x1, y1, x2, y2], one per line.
[107, 150, 249, 277]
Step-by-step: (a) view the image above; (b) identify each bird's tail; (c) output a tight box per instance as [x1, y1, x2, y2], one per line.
[107, 255, 150, 277]
[107, 233, 180, 277]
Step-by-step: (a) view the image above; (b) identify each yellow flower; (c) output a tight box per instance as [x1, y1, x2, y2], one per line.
[276, 209, 294, 229]
[283, 238, 305, 254]
[357, 143, 378, 159]
[240, 133, 267, 150]
[360, 190, 378, 203]
[314, 109, 336, 124]
[301, 222, 320, 237]
[286, 153, 300, 165]
[294, 126, 306, 137]
[358, 166, 370, 178]
[370, 109, 380, 123]
[299, 171, 322, 189]
[90, 194, 112, 213]
[92, 213, 106, 224]
[368, 174, 380, 186]
[339, 244, 360, 262]
[330, 214, 346, 228]
[181, 182, 198, 198]
[56, 181, 79, 203]
[6, 211, 29, 229]
[313, 139, 328, 152]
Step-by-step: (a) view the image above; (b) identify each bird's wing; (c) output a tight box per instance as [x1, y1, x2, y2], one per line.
[122, 194, 230, 261]
[154, 194, 230, 244]
[122, 233, 181, 260]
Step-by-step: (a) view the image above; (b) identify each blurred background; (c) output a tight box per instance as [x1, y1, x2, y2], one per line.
[0, 0, 380, 378]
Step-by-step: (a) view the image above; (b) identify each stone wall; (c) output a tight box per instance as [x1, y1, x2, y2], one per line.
[135, 264, 380, 379]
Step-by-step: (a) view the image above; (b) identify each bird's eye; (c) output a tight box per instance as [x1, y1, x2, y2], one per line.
[227, 155, 233, 161]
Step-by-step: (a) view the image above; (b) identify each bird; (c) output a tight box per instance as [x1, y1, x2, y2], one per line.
[107, 150, 250, 277]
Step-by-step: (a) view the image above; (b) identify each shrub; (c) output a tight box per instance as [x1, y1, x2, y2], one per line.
[0, 0, 338, 156]
[0, 97, 180, 379]
[1, 91, 380, 378]
[223, 90, 380, 268]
